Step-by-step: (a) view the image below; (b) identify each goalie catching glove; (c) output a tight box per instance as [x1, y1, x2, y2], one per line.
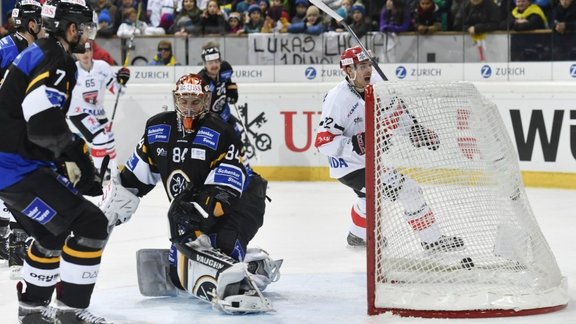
[409, 124, 440, 150]
[168, 185, 239, 243]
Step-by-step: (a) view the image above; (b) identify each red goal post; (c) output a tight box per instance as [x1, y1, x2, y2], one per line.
[365, 81, 568, 318]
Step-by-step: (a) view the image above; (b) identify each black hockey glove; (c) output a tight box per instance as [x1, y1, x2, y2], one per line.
[116, 67, 130, 85]
[62, 134, 103, 196]
[168, 192, 207, 244]
[352, 132, 366, 155]
[168, 185, 239, 243]
[226, 83, 238, 104]
[409, 124, 440, 151]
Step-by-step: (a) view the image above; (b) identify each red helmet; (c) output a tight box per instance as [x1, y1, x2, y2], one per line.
[173, 74, 211, 132]
[340, 46, 370, 70]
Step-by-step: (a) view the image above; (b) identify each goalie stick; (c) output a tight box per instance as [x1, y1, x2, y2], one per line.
[308, 0, 388, 81]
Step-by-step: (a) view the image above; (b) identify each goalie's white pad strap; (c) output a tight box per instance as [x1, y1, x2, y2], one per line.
[98, 173, 140, 232]
[215, 263, 274, 314]
[244, 248, 283, 291]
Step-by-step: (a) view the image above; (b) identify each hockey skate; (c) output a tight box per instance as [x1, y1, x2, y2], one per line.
[17, 282, 56, 324]
[0, 226, 9, 261]
[346, 232, 366, 247]
[9, 229, 30, 280]
[421, 235, 465, 252]
[54, 303, 111, 324]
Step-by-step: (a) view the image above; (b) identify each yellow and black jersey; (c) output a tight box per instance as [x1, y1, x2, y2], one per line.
[121, 111, 248, 203]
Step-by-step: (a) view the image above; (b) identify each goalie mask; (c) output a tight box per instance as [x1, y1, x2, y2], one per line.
[173, 73, 212, 133]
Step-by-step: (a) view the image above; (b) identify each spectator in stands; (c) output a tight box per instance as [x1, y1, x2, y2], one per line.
[449, 0, 466, 30]
[433, 0, 451, 31]
[236, 0, 256, 17]
[291, 0, 310, 24]
[501, 0, 548, 30]
[551, 0, 576, 34]
[97, 9, 116, 37]
[259, 0, 270, 16]
[345, 3, 373, 39]
[263, 0, 290, 32]
[147, 0, 176, 33]
[227, 11, 244, 34]
[453, 0, 500, 34]
[173, 0, 203, 35]
[328, 0, 352, 31]
[148, 40, 180, 65]
[117, 7, 166, 37]
[200, 0, 227, 34]
[268, 0, 290, 22]
[94, 0, 118, 37]
[287, 5, 326, 34]
[365, 0, 386, 30]
[533, 0, 552, 22]
[198, 0, 210, 10]
[413, 0, 442, 34]
[380, 0, 412, 33]
[114, 0, 148, 36]
[244, 4, 265, 32]
[550, 0, 576, 59]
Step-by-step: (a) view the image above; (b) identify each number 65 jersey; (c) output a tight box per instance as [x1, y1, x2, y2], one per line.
[121, 111, 248, 202]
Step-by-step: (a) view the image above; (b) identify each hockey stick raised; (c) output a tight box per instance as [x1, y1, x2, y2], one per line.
[308, 0, 388, 81]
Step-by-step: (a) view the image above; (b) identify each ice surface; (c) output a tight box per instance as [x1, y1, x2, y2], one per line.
[0, 182, 574, 323]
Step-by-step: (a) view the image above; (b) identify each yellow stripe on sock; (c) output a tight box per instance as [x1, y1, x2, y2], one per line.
[27, 249, 60, 264]
[62, 244, 103, 259]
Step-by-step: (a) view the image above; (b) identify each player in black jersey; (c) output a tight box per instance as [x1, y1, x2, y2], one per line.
[0, 0, 44, 281]
[0, 0, 113, 323]
[198, 42, 239, 123]
[100, 73, 281, 313]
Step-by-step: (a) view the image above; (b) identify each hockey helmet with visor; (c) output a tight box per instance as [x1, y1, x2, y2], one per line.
[42, 0, 97, 45]
[173, 73, 212, 132]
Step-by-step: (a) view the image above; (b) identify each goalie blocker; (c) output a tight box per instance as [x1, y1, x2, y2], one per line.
[136, 236, 282, 314]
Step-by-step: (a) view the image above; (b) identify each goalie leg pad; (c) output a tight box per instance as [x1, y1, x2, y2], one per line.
[136, 249, 184, 297]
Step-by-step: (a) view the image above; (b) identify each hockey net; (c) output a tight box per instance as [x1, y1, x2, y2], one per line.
[365, 81, 568, 318]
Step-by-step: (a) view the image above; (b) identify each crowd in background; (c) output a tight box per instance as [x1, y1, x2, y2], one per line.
[1, 0, 575, 39]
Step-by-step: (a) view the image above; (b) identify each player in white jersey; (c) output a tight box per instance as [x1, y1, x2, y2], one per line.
[68, 40, 130, 177]
[314, 46, 464, 251]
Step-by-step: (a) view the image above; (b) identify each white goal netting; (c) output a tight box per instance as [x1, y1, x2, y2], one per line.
[365, 81, 568, 317]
